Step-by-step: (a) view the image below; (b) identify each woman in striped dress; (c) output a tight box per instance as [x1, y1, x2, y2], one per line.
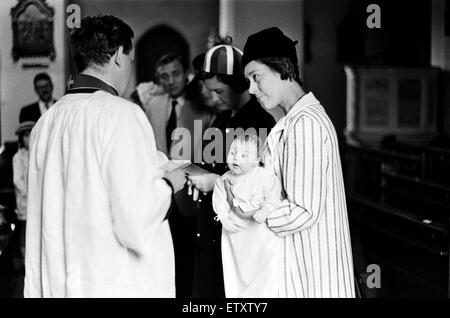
[238, 27, 355, 297]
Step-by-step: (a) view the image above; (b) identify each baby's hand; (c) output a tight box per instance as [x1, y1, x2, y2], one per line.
[253, 208, 271, 224]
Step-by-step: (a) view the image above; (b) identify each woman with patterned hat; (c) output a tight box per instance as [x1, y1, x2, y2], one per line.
[240, 27, 355, 298]
[187, 44, 276, 297]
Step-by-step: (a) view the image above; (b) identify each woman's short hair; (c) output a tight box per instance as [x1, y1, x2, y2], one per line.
[70, 15, 134, 72]
[258, 56, 304, 87]
[201, 72, 249, 94]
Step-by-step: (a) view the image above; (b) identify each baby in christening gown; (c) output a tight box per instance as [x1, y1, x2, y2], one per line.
[212, 134, 283, 298]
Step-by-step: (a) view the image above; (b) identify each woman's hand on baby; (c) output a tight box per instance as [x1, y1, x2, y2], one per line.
[187, 173, 219, 193]
[253, 208, 271, 224]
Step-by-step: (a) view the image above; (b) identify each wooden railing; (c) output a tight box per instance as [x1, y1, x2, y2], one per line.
[344, 143, 450, 297]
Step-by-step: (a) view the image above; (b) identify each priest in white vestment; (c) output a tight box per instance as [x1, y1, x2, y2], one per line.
[24, 15, 186, 298]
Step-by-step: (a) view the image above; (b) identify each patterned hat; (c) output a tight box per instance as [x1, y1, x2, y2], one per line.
[203, 45, 244, 76]
[15, 121, 36, 135]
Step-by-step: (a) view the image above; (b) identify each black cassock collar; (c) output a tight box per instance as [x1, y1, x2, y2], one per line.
[66, 74, 118, 96]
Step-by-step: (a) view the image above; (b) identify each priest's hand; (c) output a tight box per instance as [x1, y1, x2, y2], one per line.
[187, 173, 219, 194]
[163, 169, 187, 193]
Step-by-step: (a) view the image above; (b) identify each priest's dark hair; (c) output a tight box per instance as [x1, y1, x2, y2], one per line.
[70, 15, 134, 72]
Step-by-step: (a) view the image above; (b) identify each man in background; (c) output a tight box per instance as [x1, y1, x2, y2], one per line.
[137, 52, 212, 159]
[19, 73, 56, 123]
[137, 52, 212, 298]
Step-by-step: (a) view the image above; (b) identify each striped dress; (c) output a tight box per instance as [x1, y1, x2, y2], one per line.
[264, 92, 355, 298]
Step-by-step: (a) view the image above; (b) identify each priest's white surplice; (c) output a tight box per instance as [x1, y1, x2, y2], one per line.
[25, 91, 174, 298]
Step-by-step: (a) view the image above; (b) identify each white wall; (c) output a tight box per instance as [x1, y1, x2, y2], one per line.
[220, 0, 304, 68]
[72, 0, 219, 99]
[0, 0, 66, 143]
[218, 0, 304, 122]
[303, 0, 352, 134]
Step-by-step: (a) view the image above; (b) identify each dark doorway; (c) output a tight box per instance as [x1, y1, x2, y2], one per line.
[135, 25, 190, 84]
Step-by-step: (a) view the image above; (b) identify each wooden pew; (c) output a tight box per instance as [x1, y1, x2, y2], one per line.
[344, 143, 450, 297]
[344, 144, 424, 199]
[380, 140, 450, 187]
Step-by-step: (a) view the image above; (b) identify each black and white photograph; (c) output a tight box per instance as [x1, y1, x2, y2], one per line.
[0, 0, 449, 305]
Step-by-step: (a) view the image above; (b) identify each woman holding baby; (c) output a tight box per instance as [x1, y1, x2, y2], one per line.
[211, 27, 355, 298]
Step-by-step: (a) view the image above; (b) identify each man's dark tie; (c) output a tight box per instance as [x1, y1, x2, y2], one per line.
[166, 99, 178, 150]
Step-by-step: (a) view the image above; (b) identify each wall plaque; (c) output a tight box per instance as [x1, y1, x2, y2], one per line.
[11, 0, 55, 61]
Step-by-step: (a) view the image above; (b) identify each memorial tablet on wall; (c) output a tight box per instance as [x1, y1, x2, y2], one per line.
[11, 0, 55, 61]
[344, 66, 439, 144]
[363, 78, 389, 127]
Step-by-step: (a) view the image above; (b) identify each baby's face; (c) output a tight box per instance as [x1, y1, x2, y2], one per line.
[227, 142, 259, 176]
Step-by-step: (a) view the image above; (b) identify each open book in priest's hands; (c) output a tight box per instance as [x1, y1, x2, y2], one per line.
[161, 160, 210, 176]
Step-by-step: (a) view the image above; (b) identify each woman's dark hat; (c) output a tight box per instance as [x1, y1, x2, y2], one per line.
[242, 27, 298, 69]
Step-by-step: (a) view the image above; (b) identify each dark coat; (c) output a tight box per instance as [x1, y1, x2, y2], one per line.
[19, 99, 57, 123]
[19, 103, 40, 123]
